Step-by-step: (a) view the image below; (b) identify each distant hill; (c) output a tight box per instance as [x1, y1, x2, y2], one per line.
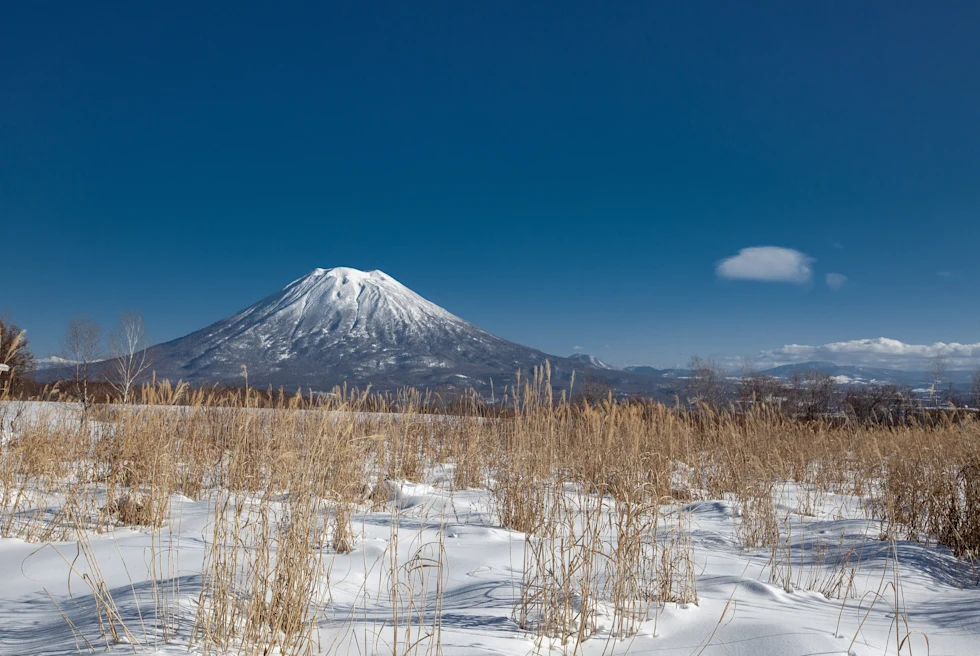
[758, 361, 973, 386]
[567, 353, 616, 370]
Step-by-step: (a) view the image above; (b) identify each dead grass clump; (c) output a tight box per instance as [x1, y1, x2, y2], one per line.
[331, 503, 355, 553]
[515, 481, 605, 645]
[936, 459, 980, 559]
[736, 483, 779, 550]
[369, 478, 396, 507]
[104, 494, 170, 527]
[606, 493, 659, 637]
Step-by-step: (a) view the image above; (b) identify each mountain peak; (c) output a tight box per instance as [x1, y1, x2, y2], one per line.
[287, 268, 412, 304]
[305, 266, 388, 281]
[132, 266, 570, 391]
[567, 353, 616, 370]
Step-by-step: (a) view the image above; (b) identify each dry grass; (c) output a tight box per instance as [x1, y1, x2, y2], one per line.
[2, 365, 980, 653]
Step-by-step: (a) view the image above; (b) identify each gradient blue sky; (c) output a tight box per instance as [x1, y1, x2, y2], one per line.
[3, 2, 979, 368]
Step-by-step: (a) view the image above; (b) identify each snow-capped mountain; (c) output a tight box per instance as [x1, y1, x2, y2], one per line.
[567, 353, 616, 370]
[35, 267, 670, 394]
[36, 356, 77, 370]
[134, 267, 584, 391]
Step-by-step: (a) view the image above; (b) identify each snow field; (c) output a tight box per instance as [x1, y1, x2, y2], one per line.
[1, 398, 979, 655]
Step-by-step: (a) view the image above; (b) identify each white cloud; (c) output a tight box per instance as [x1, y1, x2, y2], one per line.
[716, 247, 813, 284]
[937, 271, 953, 277]
[825, 273, 848, 290]
[572, 345, 584, 351]
[757, 337, 980, 369]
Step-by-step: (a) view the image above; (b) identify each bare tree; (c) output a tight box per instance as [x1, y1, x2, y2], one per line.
[686, 356, 729, 409]
[576, 373, 613, 407]
[928, 354, 949, 406]
[737, 362, 784, 410]
[61, 317, 103, 407]
[845, 383, 904, 424]
[789, 370, 839, 419]
[108, 311, 153, 403]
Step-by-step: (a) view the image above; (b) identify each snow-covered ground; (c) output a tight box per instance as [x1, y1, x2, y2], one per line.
[2, 405, 979, 655]
[3, 483, 979, 654]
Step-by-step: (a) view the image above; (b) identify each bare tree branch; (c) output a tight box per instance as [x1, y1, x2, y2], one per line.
[686, 356, 729, 409]
[108, 311, 153, 403]
[61, 317, 103, 408]
[928, 354, 949, 405]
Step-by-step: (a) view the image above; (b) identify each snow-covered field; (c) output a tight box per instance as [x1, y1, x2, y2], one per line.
[1, 402, 979, 655]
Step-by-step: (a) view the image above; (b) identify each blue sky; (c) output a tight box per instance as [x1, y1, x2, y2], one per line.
[3, 2, 979, 368]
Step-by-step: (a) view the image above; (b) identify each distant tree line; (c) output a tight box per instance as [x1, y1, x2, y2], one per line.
[683, 355, 980, 425]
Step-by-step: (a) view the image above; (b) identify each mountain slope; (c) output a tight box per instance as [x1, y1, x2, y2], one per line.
[623, 365, 666, 377]
[137, 267, 566, 390]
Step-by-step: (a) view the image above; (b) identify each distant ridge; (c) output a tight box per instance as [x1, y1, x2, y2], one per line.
[567, 353, 616, 370]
